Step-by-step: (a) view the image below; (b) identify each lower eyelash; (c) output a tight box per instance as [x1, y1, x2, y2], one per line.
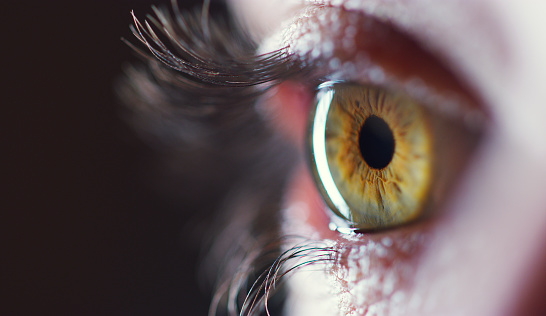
[209, 235, 337, 316]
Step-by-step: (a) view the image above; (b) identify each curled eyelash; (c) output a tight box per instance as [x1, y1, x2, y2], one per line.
[119, 1, 312, 153]
[119, 2, 332, 316]
[200, 181, 339, 316]
[128, 1, 297, 87]
[244, 242, 336, 316]
[210, 237, 337, 316]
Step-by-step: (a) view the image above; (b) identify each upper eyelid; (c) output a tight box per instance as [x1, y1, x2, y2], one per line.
[265, 5, 489, 126]
[303, 0, 508, 83]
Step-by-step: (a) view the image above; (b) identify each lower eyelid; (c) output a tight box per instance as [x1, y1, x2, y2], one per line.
[282, 164, 434, 311]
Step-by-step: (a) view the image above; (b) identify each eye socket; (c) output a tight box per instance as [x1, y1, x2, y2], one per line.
[308, 82, 479, 231]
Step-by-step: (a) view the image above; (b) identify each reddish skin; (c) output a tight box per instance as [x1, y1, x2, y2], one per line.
[289, 6, 481, 107]
[266, 82, 313, 148]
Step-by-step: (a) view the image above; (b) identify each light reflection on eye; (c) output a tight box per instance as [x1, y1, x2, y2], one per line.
[307, 81, 483, 231]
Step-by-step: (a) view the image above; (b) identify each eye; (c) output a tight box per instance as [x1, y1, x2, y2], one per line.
[309, 82, 435, 230]
[275, 6, 489, 233]
[306, 79, 485, 232]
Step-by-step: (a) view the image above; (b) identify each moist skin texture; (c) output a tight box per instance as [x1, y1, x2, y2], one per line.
[230, 0, 546, 315]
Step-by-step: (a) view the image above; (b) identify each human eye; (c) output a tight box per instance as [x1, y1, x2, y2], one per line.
[267, 5, 485, 233]
[123, 1, 546, 315]
[250, 4, 490, 313]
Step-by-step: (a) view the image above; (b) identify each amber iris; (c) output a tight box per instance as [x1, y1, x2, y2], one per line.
[309, 83, 434, 229]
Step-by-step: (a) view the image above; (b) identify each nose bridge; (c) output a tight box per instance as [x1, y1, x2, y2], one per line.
[412, 133, 546, 316]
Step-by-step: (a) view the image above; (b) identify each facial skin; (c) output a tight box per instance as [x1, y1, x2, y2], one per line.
[228, 0, 546, 315]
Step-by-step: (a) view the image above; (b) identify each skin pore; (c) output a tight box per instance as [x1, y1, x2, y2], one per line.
[228, 0, 546, 315]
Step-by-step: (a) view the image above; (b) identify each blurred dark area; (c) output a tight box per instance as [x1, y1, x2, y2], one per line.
[2, 1, 223, 315]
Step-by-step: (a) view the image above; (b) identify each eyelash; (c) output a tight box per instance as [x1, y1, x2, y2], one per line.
[121, 4, 330, 316]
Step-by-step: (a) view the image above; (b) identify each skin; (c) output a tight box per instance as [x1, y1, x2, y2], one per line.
[229, 0, 546, 315]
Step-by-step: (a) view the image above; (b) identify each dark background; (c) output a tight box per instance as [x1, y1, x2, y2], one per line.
[2, 1, 218, 315]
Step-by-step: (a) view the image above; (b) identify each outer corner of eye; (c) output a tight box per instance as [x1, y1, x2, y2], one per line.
[307, 82, 480, 231]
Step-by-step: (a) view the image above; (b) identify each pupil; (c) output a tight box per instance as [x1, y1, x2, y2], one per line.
[359, 115, 395, 169]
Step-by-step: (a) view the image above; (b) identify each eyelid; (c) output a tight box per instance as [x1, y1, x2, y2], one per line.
[265, 5, 488, 127]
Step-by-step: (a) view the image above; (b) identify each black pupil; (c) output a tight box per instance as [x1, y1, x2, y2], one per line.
[358, 115, 395, 169]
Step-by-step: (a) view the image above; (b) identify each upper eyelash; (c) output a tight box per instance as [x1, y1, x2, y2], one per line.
[121, 2, 315, 151]
[127, 2, 298, 88]
[121, 3, 327, 316]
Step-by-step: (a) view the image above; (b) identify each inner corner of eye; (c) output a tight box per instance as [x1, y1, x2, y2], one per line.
[307, 82, 449, 231]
